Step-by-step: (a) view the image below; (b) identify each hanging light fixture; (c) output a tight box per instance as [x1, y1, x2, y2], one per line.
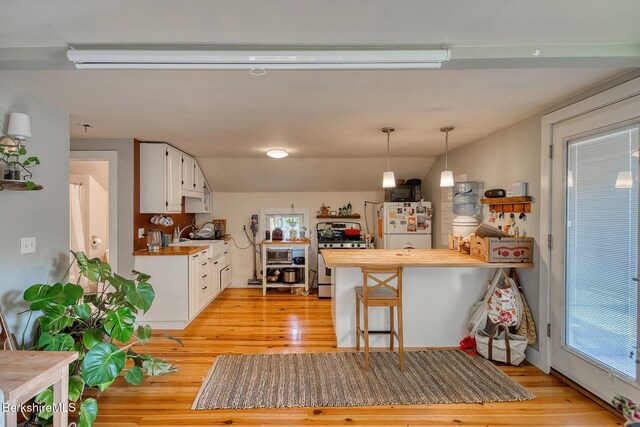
[615, 171, 633, 188]
[1, 112, 31, 153]
[440, 126, 454, 187]
[381, 127, 396, 188]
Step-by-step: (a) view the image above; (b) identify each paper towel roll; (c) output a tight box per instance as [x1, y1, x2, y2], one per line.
[91, 236, 103, 247]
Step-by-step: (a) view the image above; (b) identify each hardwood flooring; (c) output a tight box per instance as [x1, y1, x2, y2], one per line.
[94, 288, 622, 426]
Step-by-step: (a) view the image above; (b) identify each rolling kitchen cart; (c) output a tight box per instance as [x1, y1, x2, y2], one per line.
[261, 239, 310, 296]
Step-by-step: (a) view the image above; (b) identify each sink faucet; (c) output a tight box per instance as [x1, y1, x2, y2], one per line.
[176, 222, 195, 239]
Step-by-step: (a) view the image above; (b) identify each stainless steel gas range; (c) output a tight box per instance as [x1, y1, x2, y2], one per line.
[317, 221, 366, 298]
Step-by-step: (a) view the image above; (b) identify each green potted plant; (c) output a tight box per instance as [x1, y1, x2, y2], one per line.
[20, 251, 182, 427]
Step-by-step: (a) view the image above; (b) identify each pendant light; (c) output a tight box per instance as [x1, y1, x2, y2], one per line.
[440, 126, 454, 187]
[382, 127, 396, 188]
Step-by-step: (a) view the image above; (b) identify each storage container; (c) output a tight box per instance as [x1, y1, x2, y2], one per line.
[470, 235, 534, 263]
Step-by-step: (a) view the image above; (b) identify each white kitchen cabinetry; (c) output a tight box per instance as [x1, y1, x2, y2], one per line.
[182, 155, 206, 198]
[135, 247, 220, 329]
[194, 164, 205, 195]
[139, 143, 183, 213]
[185, 182, 212, 213]
[182, 154, 196, 194]
[211, 240, 232, 290]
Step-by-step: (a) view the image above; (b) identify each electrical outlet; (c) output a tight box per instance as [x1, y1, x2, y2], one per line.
[138, 228, 145, 238]
[21, 237, 36, 254]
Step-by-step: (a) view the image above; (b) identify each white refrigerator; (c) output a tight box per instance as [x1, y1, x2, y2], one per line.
[374, 202, 433, 249]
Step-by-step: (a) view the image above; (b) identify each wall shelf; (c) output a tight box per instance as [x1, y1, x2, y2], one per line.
[0, 180, 43, 191]
[480, 196, 532, 213]
[316, 214, 361, 219]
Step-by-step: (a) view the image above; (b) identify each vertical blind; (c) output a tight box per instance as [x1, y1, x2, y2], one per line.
[566, 125, 639, 379]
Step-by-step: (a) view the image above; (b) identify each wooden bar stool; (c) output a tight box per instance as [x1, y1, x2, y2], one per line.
[354, 265, 404, 371]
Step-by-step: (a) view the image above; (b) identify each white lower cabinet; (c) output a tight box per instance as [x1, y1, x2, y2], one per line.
[136, 246, 223, 330]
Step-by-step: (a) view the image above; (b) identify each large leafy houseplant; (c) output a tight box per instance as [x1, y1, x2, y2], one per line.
[21, 251, 182, 427]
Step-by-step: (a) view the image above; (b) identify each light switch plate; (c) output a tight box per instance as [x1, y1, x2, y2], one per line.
[21, 237, 36, 254]
[138, 228, 145, 238]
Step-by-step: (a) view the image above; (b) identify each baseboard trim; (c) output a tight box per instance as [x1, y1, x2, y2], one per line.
[524, 346, 541, 370]
[550, 368, 624, 421]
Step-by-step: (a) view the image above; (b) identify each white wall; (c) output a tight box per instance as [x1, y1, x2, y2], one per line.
[424, 114, 542, 352]
[198, 191, 384, 288]
[70, 139, 134, 275]
[0, 82, 70, 343]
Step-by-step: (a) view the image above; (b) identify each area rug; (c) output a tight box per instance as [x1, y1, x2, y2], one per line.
[192, 350, 534, 410]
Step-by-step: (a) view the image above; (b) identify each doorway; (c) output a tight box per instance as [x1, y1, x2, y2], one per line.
[544, 79, 640, 403]
[69, 151, 118, 283]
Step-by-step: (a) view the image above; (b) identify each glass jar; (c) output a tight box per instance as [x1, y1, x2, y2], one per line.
[3, 164, 21, 181]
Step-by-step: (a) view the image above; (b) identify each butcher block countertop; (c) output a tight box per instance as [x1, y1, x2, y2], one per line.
[321, 248, 534, 268]
[133, 246, 206, 256]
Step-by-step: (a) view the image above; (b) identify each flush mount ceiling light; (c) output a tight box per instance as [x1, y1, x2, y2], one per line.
[381, 127, 396, 188]
[67, 46, 451, 70]
[440, 126, 455, 188]
[266, 148, 289, 159]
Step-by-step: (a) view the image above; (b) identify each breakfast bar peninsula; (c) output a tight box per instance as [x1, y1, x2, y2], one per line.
[321, 248, 533, 348]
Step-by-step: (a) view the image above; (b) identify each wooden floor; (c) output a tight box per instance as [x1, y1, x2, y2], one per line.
[94, 288, 622, 426]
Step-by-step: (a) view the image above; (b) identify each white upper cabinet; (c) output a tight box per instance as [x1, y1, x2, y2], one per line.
[140, 143, 183, 213]
[140, 142, 211, 214]
[166, 147, 183, 212]
[182, 154, 197, 195]
[194, 163, 205, 195]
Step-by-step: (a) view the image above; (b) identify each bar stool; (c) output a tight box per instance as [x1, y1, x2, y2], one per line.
[354, 265, 404, 371]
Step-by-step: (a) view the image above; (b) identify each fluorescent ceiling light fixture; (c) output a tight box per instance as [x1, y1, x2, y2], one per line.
[266, 148, 288, 159]
[67, 47, 450, 70]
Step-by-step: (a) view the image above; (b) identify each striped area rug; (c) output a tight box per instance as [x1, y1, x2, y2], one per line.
[192, 349, 534, 409]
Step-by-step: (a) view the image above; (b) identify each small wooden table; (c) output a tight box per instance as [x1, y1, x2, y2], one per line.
[0, 351, 78, 427]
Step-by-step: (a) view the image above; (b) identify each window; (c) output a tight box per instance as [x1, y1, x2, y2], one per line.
[259, 208, 310, 240]
[266, 214, 303, 234]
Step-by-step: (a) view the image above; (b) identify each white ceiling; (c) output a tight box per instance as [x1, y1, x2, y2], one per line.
[0, 0, 638, 161]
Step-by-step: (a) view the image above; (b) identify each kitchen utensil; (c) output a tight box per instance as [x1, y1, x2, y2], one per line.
[320, 227, 335, 239]
[283, 268, 297, 284]
[147, 229, 162, 252]
[343, 228, 361, 238]
[272, 228, 283, 240]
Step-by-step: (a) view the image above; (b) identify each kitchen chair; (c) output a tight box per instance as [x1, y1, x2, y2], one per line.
[355, 265, 404, 371]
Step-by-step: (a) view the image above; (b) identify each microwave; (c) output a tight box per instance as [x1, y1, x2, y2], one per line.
[266, 248, 293, 264]
[385, 185, 421, 202]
